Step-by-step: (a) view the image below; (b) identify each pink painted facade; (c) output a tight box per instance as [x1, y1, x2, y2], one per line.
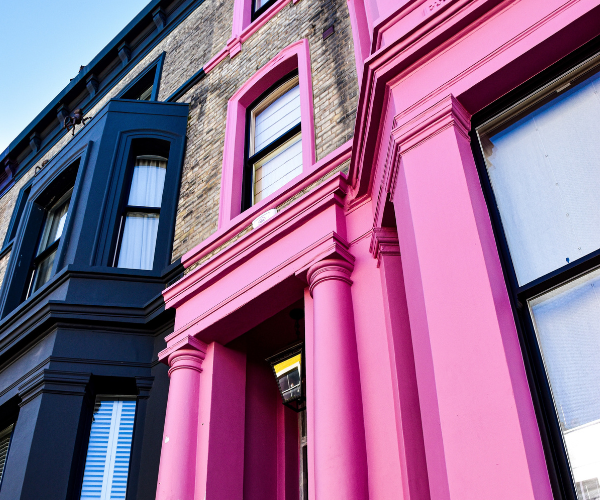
[156, 0, 600, 498]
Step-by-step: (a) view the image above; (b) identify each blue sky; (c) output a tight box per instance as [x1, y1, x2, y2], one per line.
[0, 0, 151, 153]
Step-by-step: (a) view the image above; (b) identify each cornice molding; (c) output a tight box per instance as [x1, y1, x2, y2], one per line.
[349, 0, 509, 198]
[164, 231, 352, 346]
[369, 227, 400, 267]
[373, 94, 471, 228]
[135, 376, 155, 399]
[18, 369, 91, 407]
[393, 94, 471, 152]
[164, 172, 350, 310]
[0, 0, 204, 197]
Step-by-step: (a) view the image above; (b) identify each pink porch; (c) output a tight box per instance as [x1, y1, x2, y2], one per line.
[154, 0, 600, 498]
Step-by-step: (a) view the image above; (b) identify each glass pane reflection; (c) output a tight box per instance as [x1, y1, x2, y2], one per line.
[529, 267, 600, 498]
[278, 368, 301, 402]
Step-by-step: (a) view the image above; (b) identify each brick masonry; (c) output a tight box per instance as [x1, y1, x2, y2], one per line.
[0, 0, 357, 286]
[170, 0, 358, 260]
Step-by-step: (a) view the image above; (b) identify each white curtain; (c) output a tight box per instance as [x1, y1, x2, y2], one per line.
[254, 84, 300, 153]
[39, 196, 70, 253]
[480, 70, 600, 285]
[80, 399, 136, 500]
[117, 213, 160, 270]
[128, 156, 167, 208]
[254, 135, 302, 202]
[530, 267, 600, 489]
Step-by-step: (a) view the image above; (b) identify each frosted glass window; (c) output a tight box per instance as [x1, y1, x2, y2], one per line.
[529, 267, 600, 498]
[478, 69, 600, 285]
[117, 155, 167, 270]
[254, 134, 302, 203]
[80, 398, 136, 500]
[253, 83, 300, 154]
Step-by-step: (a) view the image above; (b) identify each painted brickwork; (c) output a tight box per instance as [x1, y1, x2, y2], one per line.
[170, 0, 358, 260]
[0, 0, 357, 286]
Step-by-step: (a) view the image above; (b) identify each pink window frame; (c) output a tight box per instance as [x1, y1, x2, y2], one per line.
[231, 0, 299, 50]
[218, 39, 316, 228]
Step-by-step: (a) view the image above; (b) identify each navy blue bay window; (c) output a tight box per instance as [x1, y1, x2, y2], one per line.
[0, 99, 188, 317]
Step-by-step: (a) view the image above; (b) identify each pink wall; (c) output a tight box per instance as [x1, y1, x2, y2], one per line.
[243, 353, 279, 500]
[156, 0, 600, 498]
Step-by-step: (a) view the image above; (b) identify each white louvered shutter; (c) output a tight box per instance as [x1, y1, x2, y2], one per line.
[0, 424, 14, 488]
[254, 135, 302, 203]
[254, 84, 300, 154]
[80, 398, 136, 500]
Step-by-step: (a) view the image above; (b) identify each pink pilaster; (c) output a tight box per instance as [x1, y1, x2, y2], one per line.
[391, 95, 552, 500]
[372, 228, 430, 500]
[307, 258, 369, 500]
[156, 336, 208, 500]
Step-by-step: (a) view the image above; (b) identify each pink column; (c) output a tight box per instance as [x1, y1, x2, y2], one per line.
[391, 95, 552, 500]
[307, 258, 369, 500]
[156, 336, 208, 500]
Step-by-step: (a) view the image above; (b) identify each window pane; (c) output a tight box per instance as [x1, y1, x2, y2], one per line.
[254, 134, 302, 203]
[0, 424, 14, 488]
[529, 267, 600, 497]
[38, 196, 70, 255]
[127, 156, 167, 208]
[478, 69, 600, 285]
[117, 213, 160, 270]
[138, 85, 153, 101]
[31, 248, 57, 294]
[254, 84, 300, 153]
[80, 398, 136, 500]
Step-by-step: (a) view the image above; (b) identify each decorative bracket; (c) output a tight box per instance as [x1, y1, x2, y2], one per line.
[152, 7, 167, 31]
[118, 42, 132, 66]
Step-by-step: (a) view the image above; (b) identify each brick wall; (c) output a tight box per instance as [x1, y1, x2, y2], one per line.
[170, 0, 358, 260]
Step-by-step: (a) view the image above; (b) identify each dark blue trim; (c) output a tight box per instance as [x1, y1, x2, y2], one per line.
[166, 68, 205, 102]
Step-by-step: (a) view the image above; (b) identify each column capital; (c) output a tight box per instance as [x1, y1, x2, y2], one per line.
[307, 258, 354, 296]
[392, 94, 471, 153]
[369, 227, 400, 267]
[374, 94, 472, 227]
[158, 335, 208, 375]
